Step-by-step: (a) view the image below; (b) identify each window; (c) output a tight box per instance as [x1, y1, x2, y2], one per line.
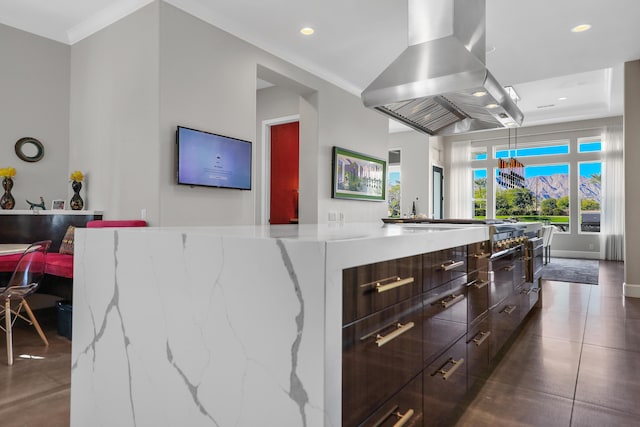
[473, 169, 487, 219]
[496, 163, 570, 231]
[579, 162, 601, 232]
[473, 152, 487, 160]
[579, 141, 602, 153]
[388, 150, 401, 217]
[495, 143, 569, 159]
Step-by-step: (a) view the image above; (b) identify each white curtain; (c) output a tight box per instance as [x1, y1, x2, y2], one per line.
[448, 140, 472, 218]
[601, 125, 625, 260]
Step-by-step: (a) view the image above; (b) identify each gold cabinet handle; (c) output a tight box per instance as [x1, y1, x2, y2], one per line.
[374, 277, 415, 293]
[502, 305, 516, 315]
[472, 280, 488, 289]
[503, 264, 515, 272]
[440, 293, 464, 309]
[371, 406, 415, 427]
[375, 321, 415, 347]
[441, 260, 464, 271]
[436, 357, 465, 380]
[473, 252, 490, 259]
[472, 330, 491, 346]
[392, 409, 415, 427]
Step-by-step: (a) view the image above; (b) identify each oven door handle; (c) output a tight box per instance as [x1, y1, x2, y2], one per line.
[441, 260, 464, 271]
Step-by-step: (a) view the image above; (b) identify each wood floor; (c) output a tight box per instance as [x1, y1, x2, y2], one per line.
[0, 260, 631, 427]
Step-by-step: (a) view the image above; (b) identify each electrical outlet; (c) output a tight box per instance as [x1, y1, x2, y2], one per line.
[588, 243, 594, 250]
[328, 211, 337, 222]
[141, 208, 147, 220]
[338, 212, 345, 222]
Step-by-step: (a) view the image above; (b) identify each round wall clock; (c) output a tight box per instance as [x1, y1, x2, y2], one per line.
[15, 137, 45, 162]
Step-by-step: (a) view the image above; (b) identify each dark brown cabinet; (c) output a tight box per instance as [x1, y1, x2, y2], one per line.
[423, 337, 467, 426]
[342, 240, 538, 427]
[359, 374, 424, 427]
[343, 255, 423, 325]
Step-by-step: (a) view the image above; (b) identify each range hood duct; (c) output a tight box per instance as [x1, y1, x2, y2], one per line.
[362, 0, 523, 135]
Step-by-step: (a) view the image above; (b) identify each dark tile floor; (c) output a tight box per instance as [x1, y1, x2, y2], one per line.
[0, 261, 632, 427]
[455, 260, 637, 427]
[0, 297, 71, 427]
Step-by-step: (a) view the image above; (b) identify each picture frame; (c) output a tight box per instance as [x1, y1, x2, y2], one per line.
[332, 146, 386, 201]
[51, 199, 65, 210]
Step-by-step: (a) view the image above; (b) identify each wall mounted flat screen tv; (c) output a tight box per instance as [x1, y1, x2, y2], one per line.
[176, 126, 252, 190]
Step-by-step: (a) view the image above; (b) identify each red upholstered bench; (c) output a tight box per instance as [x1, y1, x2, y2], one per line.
[0, 253, 22, 273]
[0, 220, 147, 279]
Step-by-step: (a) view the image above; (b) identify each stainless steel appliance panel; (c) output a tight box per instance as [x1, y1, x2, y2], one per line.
[519, 282, 541, 321]
[526, 237, 544, 283]
[343, 255, 422, 325]
[343, 296, 423, 427]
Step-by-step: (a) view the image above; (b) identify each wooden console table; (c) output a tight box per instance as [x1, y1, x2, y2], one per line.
[0, 210, 103, 252]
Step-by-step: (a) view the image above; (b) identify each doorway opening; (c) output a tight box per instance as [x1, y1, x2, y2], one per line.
[261, 115, 300, 225]
[432, 165, 444, 219]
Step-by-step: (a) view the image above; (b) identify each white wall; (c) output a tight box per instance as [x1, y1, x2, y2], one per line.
[0, 23, 70, 209]
[388, 131, 430, 217]
[624, 60, 640, 291]
[70, 2, 160, 222]
[155, 3, 388, 226]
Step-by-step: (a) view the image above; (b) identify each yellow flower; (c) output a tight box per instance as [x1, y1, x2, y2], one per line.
[0, 167, 16, 178]
[70, 170, 84, 182]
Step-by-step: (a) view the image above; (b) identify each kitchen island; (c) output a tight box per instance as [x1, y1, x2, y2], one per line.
[70, 222, 489, 427]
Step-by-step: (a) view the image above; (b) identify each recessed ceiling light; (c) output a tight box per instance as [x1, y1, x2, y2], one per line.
[485, 103, 499, 109]
[300, 27, 315, 36]
[558, 97, 568, 101]
[571, 24, 591, 33]
[472, 91, 487, 97]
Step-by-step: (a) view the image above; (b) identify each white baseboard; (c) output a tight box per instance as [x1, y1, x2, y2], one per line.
[624, 283, 640, 298]
[551, 250, 601, 260]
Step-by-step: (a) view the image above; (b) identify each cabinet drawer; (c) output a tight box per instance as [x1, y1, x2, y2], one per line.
[423, 246, 467, 291]
[467, 270, 489, 326]
[359, 374, 423, 427]
[343, 255, 422, 324]
[423, 337, 467, 426]
[489, 251, 518, 308]
[467, 317, 491, 389]
[423, 278, 468, 365]
[343, 296, 423, 427]
[518, 282, 540, 321]
[467, 241, 490, 273]
[489, 293, 521, 359]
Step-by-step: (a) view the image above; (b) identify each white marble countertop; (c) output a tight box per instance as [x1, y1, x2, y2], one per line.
[0, 209, 103, 215]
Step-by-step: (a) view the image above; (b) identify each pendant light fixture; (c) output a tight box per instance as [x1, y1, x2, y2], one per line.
[497, 87, 525, 189]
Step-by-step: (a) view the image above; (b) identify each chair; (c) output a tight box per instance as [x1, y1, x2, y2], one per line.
[0, 240, 51, 365]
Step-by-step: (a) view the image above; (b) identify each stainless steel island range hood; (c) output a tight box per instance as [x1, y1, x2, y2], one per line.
[362, 0, 523, 135]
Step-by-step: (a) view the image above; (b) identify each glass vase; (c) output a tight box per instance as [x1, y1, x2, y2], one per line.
[0, 177, 15, 210]
[70, 180, 84, 210]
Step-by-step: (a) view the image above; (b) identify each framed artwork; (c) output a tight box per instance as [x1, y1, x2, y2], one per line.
[51, 199, 65, 210]
[332, 146, 386, 201]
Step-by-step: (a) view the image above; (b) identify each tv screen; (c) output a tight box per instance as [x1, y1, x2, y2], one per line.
[176, 126, 252, 190]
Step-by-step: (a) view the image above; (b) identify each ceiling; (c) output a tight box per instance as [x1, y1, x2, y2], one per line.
[2, 0, 638, 132]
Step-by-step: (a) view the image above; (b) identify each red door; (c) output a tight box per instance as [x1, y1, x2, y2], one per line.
[270, 122, 299, 224]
